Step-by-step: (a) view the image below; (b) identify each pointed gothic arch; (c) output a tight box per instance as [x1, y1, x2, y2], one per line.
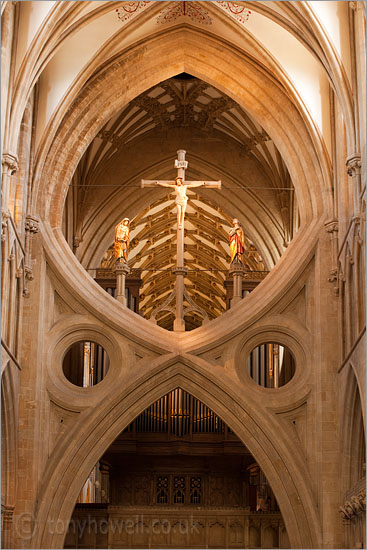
[32, 26, 331, 227]
[340, 363, 366, 501]
[32, 356, 321, 549]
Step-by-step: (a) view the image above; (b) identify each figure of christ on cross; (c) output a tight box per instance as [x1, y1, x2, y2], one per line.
[153, 176, 210, 228]
[141, 150, 222, 231]
[141, 149, 221, 331]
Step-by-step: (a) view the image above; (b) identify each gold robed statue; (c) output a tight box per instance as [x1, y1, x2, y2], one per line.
[229, 218, 245, 264]
[114, 217, 130, 262]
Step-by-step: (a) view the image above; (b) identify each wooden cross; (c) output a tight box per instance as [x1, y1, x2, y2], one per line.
[141, 149, 221, 331]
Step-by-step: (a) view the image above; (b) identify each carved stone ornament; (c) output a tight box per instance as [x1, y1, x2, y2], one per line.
[324, 219, 339, 234]
[339, 490, 366, 520]
[328, 268, 338, 284]
[1, 153, 18, 175]
[1, 208, 11, 241]
[346, 154, 361, 177]
[24, 265, 34, 281]
[25, 215, 40, 234]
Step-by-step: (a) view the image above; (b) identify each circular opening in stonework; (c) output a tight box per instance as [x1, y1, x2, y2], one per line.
[62, 341, 110, 387]
[247, 342, 295, 388]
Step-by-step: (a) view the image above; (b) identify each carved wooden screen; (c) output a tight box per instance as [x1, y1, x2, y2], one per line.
[155, 475, 202, 505]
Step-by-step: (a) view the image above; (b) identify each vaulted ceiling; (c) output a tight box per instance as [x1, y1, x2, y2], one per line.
[78, 74, 293, 198]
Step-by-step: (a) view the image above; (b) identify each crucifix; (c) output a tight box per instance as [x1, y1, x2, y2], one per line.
[141, 149, 221, 331]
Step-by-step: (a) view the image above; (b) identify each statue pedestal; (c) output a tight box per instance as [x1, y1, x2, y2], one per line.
[114, 261, 130, 306]
[229, 263, 244, 307]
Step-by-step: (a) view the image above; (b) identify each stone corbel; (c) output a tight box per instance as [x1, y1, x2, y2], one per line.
[23, 215, 40, 296]
[2, 152, 18, 175]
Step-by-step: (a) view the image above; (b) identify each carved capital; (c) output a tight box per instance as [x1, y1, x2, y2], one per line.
[172, 267, 188, 277]
[16, 268, 23, 279]
[346, 154, 361, 177]
[324, 219, 338, 234]
[340, 490, 366, 520]
[24, 265, 34, 281]
[73, 237, 81, 249]
[328, 268, 338, 283]
[2, 153, 18, 175]
[25, 215, 40, 234]
[229, 264, 245, 276]
[114, 260, 130, 275]
[349, 1, 357, 10]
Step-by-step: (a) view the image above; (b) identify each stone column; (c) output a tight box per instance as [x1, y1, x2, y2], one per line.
[346, 154, 362, 217]
[115, 261, 130, 306]
[229, 264, 244, 306]
[6, 252, 16, 346]
[1, 1, 16, 151]
[13, 90, 35, 228]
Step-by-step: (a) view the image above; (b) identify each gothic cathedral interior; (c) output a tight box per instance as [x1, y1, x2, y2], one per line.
[1, 2, 366, 549]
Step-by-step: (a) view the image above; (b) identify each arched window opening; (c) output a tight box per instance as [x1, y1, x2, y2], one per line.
[61, 75, 300, 332]
[62, 341, 109, 387]
[247, 343, 295, 388]
[65, 388, 288, 549]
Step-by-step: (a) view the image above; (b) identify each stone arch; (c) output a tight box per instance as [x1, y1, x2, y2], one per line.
[6, 3, 356, 165]
[340, 364, 366, 494]
[32, 26, 330, 227]
[31, 357, 321, 549]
